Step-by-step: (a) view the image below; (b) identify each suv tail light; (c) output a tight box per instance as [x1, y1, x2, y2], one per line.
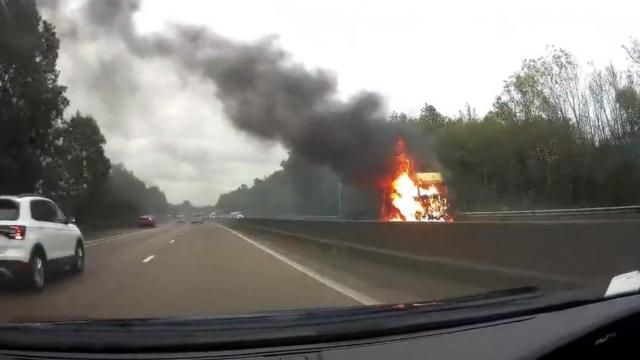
[0, 225, 26, 240]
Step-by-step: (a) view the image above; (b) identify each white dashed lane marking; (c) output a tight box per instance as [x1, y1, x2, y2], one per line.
[142, 255, 155, 263]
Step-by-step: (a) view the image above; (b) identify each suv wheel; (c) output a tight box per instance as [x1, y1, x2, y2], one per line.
[27, 252, 46, 291]
[72, 243, 85, 273]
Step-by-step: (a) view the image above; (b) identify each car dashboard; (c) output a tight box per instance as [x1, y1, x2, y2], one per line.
[0, 293, 639, 359]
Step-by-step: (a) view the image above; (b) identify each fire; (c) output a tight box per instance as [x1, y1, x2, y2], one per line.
[381, 138, 452, 222]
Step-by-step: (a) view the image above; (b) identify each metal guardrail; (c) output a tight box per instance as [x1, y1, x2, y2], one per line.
[458, 205, 640, 218]
[243, 205, 640, 221]
[270, 215, 342, 221]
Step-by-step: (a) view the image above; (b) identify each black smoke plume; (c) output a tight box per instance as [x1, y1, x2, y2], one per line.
[41, 0, 438, 185]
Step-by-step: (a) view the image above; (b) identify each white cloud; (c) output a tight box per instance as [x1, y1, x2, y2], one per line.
[137, 0, 639, 116]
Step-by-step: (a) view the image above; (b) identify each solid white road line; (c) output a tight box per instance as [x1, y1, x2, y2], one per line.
[85, 228, 156, 248]
[217, 224, 379, 306]
[86, 236, 130, 248]
[142, 255, 155, 263]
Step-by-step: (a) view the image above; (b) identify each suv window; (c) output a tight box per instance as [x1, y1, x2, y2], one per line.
[31, 200, 66, 223]
[0, 199, 19, 221]
[51, 203, 68, 223]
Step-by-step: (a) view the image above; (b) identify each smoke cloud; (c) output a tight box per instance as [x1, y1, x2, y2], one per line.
[41, 0, 437, 200]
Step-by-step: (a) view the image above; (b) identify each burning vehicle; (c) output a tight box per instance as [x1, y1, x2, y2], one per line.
[381, 138, 453, 222]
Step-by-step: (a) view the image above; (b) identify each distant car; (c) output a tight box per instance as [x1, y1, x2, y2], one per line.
[229, 211, 245, 219]
[0, 195, 85, 290]
[137, 215, 156, 228]
[191, 213, 204, 224]
[175, 215, 185, 224]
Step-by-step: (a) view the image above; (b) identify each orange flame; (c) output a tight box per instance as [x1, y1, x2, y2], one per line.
[381, 138, 452, 222]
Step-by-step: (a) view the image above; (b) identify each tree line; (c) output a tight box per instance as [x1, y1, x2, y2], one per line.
[217, 45, 640, 216]
[0, 0, 170, 228]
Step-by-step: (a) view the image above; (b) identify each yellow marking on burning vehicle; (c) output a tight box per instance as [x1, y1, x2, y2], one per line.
[416, 172, 443, 183]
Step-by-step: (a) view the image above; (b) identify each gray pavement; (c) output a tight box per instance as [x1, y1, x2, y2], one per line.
[4, 220, 584, 324]
[0, 223, 360, 323]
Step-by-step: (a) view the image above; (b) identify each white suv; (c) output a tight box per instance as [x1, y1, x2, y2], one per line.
[0, 195, 85, 290]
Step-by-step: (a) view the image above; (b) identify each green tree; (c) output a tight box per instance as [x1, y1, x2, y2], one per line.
[417, 102, 447, 132]
[0, 0, 68, 194]
[625, 38, 640, 67]
[43, 112, 111, 203]
[615, 86, 640, 137]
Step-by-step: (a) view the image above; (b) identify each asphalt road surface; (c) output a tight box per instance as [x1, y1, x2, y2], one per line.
[0, 222, 491, 323]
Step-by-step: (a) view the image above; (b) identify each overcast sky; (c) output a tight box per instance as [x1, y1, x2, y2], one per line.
[49, 0, 639, 205]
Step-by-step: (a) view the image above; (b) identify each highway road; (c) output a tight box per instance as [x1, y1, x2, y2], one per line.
[4, 217, 627, 324]
[0, 222, 486, 323]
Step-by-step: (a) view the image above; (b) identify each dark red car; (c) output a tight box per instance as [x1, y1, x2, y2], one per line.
[137, 215, 156, 228]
